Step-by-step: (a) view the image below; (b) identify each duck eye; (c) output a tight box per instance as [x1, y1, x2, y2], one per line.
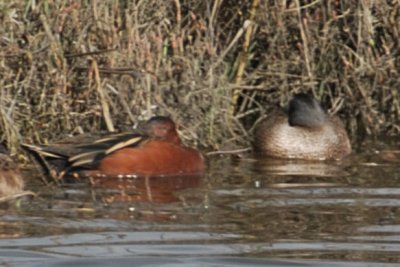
[152, 125, 168, 137]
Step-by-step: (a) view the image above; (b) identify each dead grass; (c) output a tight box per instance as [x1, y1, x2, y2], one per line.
[0, 0, 399, 155]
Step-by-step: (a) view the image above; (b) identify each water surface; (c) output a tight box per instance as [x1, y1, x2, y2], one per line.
[1, 138, 399, 266]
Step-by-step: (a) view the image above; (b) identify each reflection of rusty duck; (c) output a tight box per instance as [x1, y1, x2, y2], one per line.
[23, 116, 205, 178]
[254, 93, 351, 160]
[92, 175, 202, 204]
[0, 144, 25, 199]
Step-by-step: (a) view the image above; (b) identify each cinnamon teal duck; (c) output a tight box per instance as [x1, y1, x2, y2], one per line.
[23, 116, 205, 179]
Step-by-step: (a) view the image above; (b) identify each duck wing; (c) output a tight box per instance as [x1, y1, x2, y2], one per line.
[22, 132, 147, 179]
[68, 133, 145, 168]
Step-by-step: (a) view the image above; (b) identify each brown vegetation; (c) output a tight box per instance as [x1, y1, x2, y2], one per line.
[0, 0, 399, 154]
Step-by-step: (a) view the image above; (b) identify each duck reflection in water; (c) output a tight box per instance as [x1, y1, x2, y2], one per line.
[89, 174, 202, 204]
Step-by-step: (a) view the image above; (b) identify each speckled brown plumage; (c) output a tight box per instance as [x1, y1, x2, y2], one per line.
[254, 94, 351, 160]
[0, 146, 24, 198]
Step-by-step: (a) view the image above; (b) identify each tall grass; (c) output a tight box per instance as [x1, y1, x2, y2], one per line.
[0, 0, 399, 154]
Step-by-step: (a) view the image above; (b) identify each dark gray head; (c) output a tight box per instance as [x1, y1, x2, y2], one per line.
[286, 93, 327, 128]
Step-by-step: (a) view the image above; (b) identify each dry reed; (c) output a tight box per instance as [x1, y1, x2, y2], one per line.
[0, 0, 399, 156]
